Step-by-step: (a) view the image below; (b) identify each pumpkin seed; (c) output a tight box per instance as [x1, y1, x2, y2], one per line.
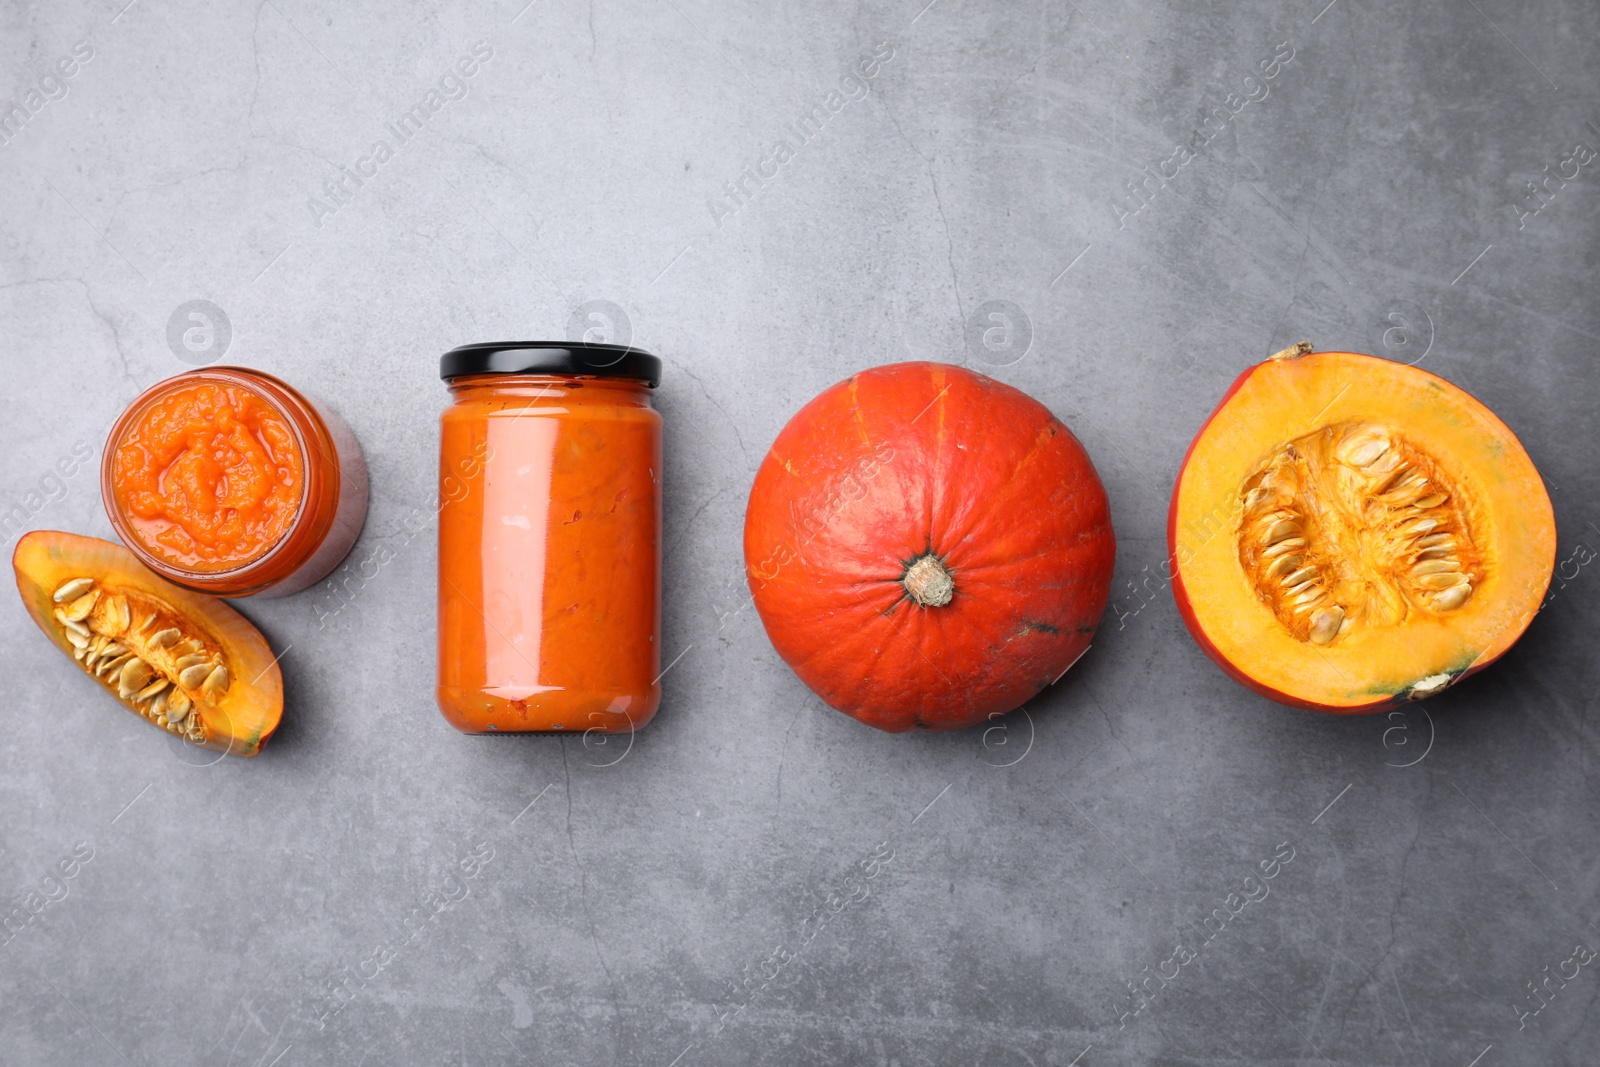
[1308, 606, 1344, 645]
[1364, 450, 1404, 477]
[1412, 559, 1459, 576]
[1432, 583, 1472, 611]
[165, 701, 190, 727]
[100, 595, 130, 635]
[1282, 566, 1318, 587]
[1340, 439, 1389, 468]
[1374, 464, 1414, 495]
[53, 578, 95, 603]
[167, 689, 191, 717]
[135, 678, 169, 702]
[178, 663, 212, 690]
[147, 690, 169, 721]
[62, 590, 99, 622]
[1262, 519, 1302, 544]
[150, 628, 181, 649]
[174, 653, 210, 672]
[1262, 537, 1308, 559]
[1413, 493, 1447, 509]
[1264, 554, 1302, 580]
[118, 658, 156, 700]
[1418, 572, 1467, 590]
[202, 664, 230, 699]
[55, 610, 90, 637]
[1389, 471, 1428, 492]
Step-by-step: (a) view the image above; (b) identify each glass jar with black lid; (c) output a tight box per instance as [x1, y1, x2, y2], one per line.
[436, 343, 663, 735]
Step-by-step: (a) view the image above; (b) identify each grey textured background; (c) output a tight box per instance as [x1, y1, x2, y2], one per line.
[0, 0, 1597, 1063]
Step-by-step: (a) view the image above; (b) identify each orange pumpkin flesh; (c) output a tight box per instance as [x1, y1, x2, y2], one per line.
[1169, 345, 1555, 713]
[744, 362, 1116, 732]
[13, 531, 283, 755]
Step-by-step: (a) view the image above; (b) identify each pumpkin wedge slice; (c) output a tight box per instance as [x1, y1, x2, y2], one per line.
[14, 531, 283, 755]
[1169, 344, 1554, 712]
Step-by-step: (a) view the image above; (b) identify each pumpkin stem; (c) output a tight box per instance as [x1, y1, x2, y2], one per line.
[1267, 340, 1313, 362]
[903, 555, 954, 608]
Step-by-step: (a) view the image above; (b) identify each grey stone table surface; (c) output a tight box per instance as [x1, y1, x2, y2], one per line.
[1, 0, 1597, 1063]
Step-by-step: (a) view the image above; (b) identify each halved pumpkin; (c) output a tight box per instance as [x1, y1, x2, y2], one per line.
[14, 531, 283, 755]
[1169, 344, 1554, 712]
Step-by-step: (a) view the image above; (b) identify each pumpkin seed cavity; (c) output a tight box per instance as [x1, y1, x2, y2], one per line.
[1236, 422, 1483, 646]
[50, 577, 227, 743]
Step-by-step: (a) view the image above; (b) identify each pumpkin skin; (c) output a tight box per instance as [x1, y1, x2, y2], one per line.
[743, 362, 1116, 732]
[1168, 345, 1555, 713]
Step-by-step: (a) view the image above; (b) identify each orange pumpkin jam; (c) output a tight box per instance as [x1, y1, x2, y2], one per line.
[110, 381, 305, 572]
[435, 349, 663, 736]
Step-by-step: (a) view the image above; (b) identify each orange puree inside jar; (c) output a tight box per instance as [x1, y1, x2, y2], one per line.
[437, 372, 662, 734]
[111, 381, 305, 572]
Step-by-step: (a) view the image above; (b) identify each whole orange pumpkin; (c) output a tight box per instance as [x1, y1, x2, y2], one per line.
[743, 362, 1116, 731]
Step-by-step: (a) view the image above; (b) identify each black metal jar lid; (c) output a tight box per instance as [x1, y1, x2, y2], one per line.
[440, 342, 661, 387]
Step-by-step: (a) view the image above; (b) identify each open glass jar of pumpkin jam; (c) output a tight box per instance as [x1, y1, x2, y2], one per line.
[101, 367, 368, 598]
[436, 343, 663, 735]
